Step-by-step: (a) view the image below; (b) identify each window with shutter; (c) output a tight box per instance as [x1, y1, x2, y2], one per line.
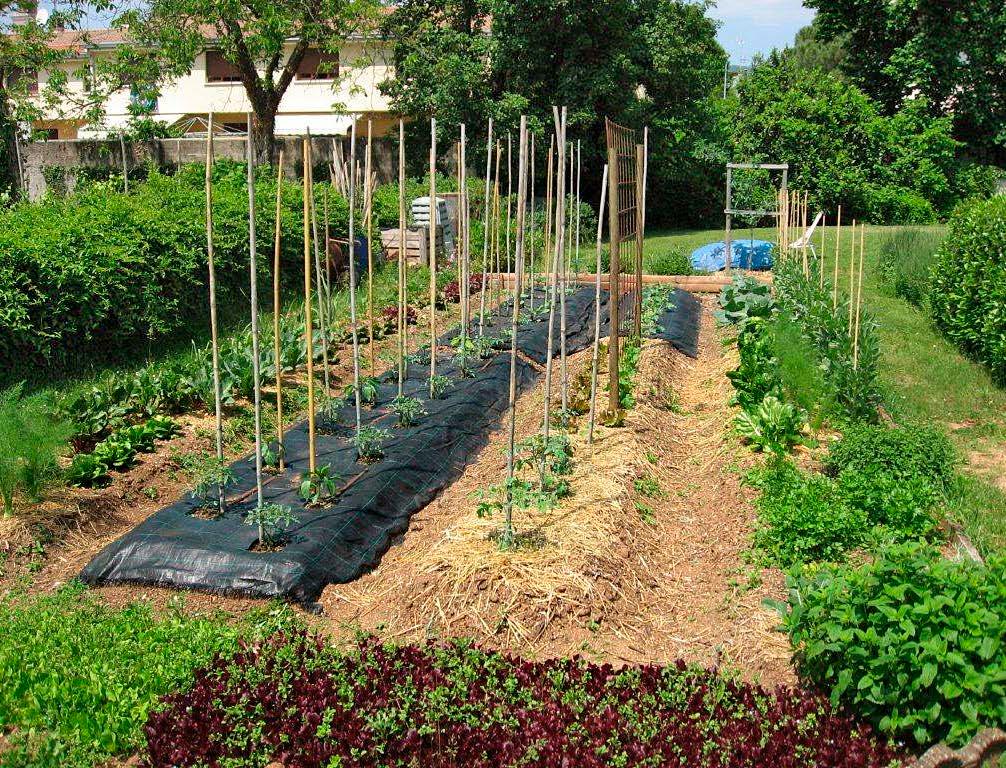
[205, 50, 242, 83]
[295, 49, 339, 80]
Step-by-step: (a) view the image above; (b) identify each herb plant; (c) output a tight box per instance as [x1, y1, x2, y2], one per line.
[355, 427, 390, 461]
[245, 503, 296, 549]
[429, 374, 452, 400]
[0, 384, 71, 515]
[299, 465, 340, 505]
[391, 396, 426, 427]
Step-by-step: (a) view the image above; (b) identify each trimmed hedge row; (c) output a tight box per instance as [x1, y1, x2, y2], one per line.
[0, 161, 347, 370]
[930, 195, 1006, 381]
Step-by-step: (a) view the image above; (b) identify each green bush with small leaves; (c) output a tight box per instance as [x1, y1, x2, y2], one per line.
[748, 460, 867, 565]
[0, 384, 71, 515]
[773, 543, 1006, 748]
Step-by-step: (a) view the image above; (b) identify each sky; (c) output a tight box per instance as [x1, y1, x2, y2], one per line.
[708, 0, 816, 64]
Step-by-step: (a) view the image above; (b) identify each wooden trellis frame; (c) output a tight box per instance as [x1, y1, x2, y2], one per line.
[604, 118, 644, 413]
[724, 162, 788, 269]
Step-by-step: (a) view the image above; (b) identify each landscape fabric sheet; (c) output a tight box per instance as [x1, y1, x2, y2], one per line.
[80, 286, 701, 602]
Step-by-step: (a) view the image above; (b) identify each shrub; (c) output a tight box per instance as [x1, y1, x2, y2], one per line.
[876, 228, 943, 308]
[748, 460, 867, 564]
[930, 195, 1006, 381]
[866, 185, 936, 224]
[774, 543, 1006, 748]
[715, 273, 774, 325]
[144, 631, 901, 768]
[0, 585, 299, 768]
[0, 384, 71, 515]
[646, 247, 694, 276]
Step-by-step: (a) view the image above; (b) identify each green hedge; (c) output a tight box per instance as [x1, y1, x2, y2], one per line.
[930, 195, 1006, 380]
[0, 161, 346, 372]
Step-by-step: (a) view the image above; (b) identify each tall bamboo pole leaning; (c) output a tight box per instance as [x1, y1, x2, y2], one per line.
[459, 124, 469, 351]
[587, 163, 609, 445]
[801, 191, 809, 277]
[502, 115, 529, 550]
[606, 136, 621, 414]
[528, 133, 537, 312]
[854, 223, 865, 368]
[428, 118, 438, 397]
[397, 119, 407, 396]
[347, 121, 363, 448]
[545, 134, 554, 301]
[574, 139, 582, 277]
[205, 113, 226, 511]
[542, 109, 567, 459]
[478, 118, 494, 335]
[272, 149, 286, 470]
[302, 136, 317, 474]
[833, 205, 842, 309]
[491, 143, 502, 320]
[245, 114, 265, 517]
[633, 143, 645, 337]
[820, 213, 827, 289]
[366, 119, 376, 375]
[504, 132, 512, 298]
[307, 131, 331, 396]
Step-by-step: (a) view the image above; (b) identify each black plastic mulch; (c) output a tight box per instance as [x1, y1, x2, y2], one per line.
[79, 286, 701, 603]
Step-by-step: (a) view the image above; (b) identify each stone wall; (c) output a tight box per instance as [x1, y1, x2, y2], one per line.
[22, 135, 396, 199]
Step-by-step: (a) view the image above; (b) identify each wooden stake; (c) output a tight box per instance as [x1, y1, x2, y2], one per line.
[246, 114, 264, 513]
[428, 118, 438, 396]
[801, 191, 809, 277]
[205, 112, 226, 512]
[478, 118, 494, 335]
[854, 223, 865, 368]
[606, 138, 620, 414]
[366, 119, 376, 376]
[505, 131, 513, 285]
[820, 212, 827, 290]
[302, 136, 317, 474]
[273, 149, 285, 470]
[503, 115, 529, 548]
[588, 163, 609, 445]
[554, 110, 569, 416]
[633, 143, 645, 337]
[459, 124, 469, 352]
[307, 130, 331, 397]
[833, 205, 842, 309]
[528, 133, 537, 312]
[397, 119, 407, 397]
[347, 121, 363, 448]
[848, 218, 857, 334]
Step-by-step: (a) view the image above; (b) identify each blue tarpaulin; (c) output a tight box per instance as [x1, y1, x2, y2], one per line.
[690, 239, 774, 272]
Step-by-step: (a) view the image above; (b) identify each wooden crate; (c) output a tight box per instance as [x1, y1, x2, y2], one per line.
[381, 225, 450, 267]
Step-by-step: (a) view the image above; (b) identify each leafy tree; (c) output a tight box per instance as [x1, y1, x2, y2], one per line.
[778, 19, 846, 76]
[729, 58, 959, 222]
[808, 0, 1006, 164]
[114, 0, 379, 159]
[381, 0, 727, 226]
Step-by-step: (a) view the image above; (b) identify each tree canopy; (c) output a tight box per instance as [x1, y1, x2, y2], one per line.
[808, 0, 1006, 164]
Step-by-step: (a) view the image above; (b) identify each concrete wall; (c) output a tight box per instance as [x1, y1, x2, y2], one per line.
[22, 135, 396, 199]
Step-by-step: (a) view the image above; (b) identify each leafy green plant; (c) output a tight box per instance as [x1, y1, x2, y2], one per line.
[92, 434, 139, 471]
[299, 465, 340, 505]
[773, 542, 1006, 747]
[646, 247, 694, 277]
[827, 423, 956, 535]
[245, 503, 296, 549]
[714, 274, 774, 325]
[0, 384, 71, 514]
[618, 342, 642, 409]
[391, 395, 426, 428]
[429, 374, 452, 399]
[189, 455, 236, 513]
[516, 433, 573, 498]
[355, 426, 390, 461]
[748, 459, 867, 564]
[726, 316, 782, 410]
[345, 375, 381, 406]
[734, 396, 806, 455]
[66, 453, 111, 488]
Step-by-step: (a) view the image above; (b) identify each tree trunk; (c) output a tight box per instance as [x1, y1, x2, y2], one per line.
[252, 108, 278, 167]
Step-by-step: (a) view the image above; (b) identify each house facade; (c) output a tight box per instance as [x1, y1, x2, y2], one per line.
[22, 28, 397, 140]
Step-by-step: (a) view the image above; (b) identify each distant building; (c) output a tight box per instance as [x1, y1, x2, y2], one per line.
[11, 22, 396, 139]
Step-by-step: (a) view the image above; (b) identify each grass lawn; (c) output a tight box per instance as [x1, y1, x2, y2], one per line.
[645, 225, 1006, 555]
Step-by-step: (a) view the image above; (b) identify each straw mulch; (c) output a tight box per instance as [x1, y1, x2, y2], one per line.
[319, 297, 795, 686]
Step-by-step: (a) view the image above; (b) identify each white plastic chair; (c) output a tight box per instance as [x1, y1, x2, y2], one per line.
[789, 211, 823, 258]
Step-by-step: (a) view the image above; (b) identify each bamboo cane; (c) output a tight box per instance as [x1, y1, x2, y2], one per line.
[307, 130, 331, 397]
[545, 134, 554, 299]
[528, 133, 537, 312]
[245, 114, 265, 517]
[820, 213, 827, 290]
[478, 118, 494, 335]
[205, 112, 226, 511]
[588, 163, 609, 445]
[459, 125, 469, 354]
[848, 218, 857, 334]
[504, 132, 512, 303]
[429, 118, 438, 397]
[542, 112, 566, 460]
[273, 149, 285, 470]
[575, 139, 582, 277]
[398, 119, 407, 397]
[503, 115, 528, 549]
[854, 223, 865, 368]
[366, 119, 376, 376]
[347, 121, 363, 448]
[491, 143, 502, 323]
[302, 136, 317, 474]
[833, 205, 842, 309]
[555, 111, 569, 415]
[801, 191, 809, 277]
